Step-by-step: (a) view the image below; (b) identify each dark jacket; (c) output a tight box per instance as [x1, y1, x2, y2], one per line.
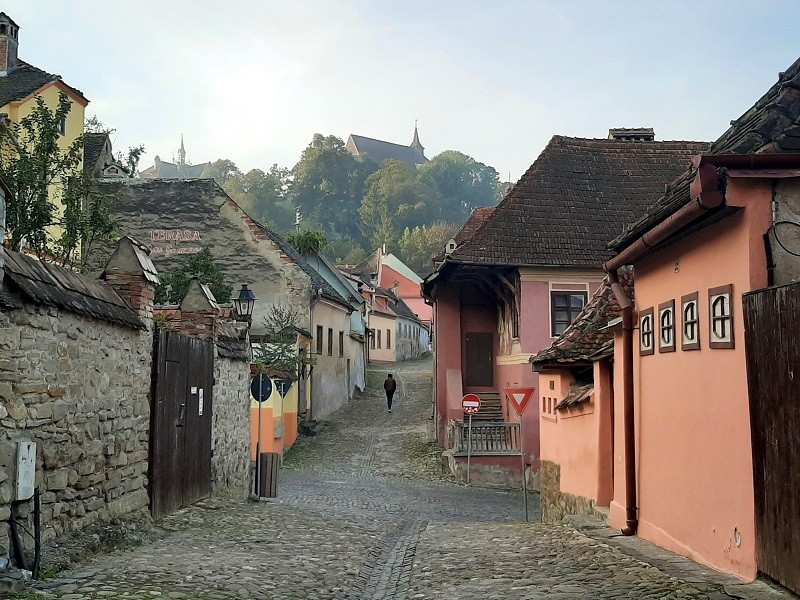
[384, 378, 397, 392]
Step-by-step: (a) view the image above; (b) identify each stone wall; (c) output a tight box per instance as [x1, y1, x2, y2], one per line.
[540, 460, 598, 524]
[0, 302, 152, 556]
[212, 354, 251, 491]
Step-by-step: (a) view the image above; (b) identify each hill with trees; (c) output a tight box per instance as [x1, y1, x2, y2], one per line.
[206, 133, 508, 276]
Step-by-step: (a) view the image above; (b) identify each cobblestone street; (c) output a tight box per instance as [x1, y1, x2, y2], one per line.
[23, 357, 791, 599]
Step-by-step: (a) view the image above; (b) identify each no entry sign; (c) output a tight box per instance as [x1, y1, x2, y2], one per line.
[504, 387, 535, 415]
[462, 393, 482, 414]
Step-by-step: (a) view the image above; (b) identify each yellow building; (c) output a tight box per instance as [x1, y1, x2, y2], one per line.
[0, 13, 87, 150]
[0, 12, 88, 243]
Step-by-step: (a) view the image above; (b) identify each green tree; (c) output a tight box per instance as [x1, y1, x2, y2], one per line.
[360, 160, 427, 251]
[155, 248, 233, 304]
[224, 165, 294, 232]
[287, 229, 328, 254]
[398, 222, 460, 276]
[204, 158, 241, 184]
[253, 304, 302, 372]
[289, 134, 377, 240]
[418, 150, 500, 223]
[0, 92, 116, 265]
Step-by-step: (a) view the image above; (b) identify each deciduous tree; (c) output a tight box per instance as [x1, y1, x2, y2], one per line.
[289, 134, 376, 240]
[0, 93, 116, 266]
[360, 160, 427, 251]
[155, 248, 232, 304]
[398, 222, 459, 276]
[418, 150, 500, 223]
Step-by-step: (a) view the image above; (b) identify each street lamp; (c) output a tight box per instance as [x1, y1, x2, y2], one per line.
[233, 284, 256, 321]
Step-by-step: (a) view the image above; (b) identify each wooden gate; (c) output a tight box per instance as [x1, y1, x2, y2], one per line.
[743, 283, 800, 593]
[150, 329, 214, 519]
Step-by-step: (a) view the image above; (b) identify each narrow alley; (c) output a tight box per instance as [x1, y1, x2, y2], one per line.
[26, 358, 789, 600]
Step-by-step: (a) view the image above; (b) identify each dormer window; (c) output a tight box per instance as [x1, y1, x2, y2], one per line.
[681, 292, 700, 351]
[709, 284, 734, 349]
[658, 300, 675, 353]
[639, 307, 654, 356]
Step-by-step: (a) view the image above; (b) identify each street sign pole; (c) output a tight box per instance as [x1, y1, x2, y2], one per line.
[256, 374, 263, 497]
[504, 387, 535, 523]
[466, 413, 473, 485]
[520, 421, 529, 522]
[461, 394, 482, 486]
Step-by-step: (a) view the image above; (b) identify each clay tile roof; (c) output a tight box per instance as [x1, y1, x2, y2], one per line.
[83, 132, 109, 175]
[0, 60, 87, 107]
[448, 136, 709, 268]
[611, 56, 800, 251]
[555, 384, 594, 410]
[454, 207, 495, 246]
[2, 249, 144, 329]
[531, 267, 633, 367]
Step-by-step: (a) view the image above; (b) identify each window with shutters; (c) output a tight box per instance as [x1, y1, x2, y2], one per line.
[639, 307, 654, 356]
[709, 284, 734, 349]
[681, 292, 700, 350]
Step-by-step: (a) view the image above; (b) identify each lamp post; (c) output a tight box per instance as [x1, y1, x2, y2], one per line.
[233, 284, 256, 322]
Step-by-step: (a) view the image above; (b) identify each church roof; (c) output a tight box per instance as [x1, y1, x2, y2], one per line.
[346, 134, 427, 168]
[140, 158, 210, 180]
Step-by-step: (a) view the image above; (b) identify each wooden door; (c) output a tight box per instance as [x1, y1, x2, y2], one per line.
[743, 283, 800, 594]
[150, 329, 214, 519]
[465, 333, 493, 387]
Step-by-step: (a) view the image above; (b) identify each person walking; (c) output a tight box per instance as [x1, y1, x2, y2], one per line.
[384, 374, 397, 412]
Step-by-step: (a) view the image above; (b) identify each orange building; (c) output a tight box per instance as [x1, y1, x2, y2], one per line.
[532, 57, 800, 590]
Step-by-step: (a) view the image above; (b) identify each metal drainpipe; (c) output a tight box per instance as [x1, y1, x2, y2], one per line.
[607, 271, 638, 536]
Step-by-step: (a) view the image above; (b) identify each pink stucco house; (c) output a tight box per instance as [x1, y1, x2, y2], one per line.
[531, 57, 800, 591]
[422, 131, 708, 483]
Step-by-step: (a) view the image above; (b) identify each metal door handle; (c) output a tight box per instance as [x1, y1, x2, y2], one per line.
[177, 403, 186, 427]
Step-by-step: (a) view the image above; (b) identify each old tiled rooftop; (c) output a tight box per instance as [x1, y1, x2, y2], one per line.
[0, 60, 86, 108]
[2, 249, 144, 329]
[531, 268, 633, 367]
[448, 136, 709, 268]
[611, 55, 800, 251]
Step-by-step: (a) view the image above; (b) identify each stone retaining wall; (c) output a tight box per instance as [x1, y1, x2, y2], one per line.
[0, 303, 152, 556]
[540, 460, 598, 524]
[212, 355, 251, 491]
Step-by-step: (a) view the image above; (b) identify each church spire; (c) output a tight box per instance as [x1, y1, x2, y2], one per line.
[410, 120, 424, 152]
[178, 134, 186, 166]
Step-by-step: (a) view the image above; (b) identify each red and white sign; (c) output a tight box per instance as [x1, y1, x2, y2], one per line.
[505, 388, 535, 415]
[462, 393, 482, 414]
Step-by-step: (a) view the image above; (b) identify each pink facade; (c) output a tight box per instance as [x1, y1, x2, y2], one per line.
[378, 263, 432, 325]
[433, 271, 604, 469]
[539, 362, 614, 511]
[608, 177, 773, 580]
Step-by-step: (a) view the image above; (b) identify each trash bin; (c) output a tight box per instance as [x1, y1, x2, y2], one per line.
[256, 452, 280, 499]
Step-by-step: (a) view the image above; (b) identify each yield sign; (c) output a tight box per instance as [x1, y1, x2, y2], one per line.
[504, 387, 535, 415]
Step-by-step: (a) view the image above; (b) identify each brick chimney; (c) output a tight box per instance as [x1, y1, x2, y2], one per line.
[101, 237, 160, 322]
[0, 13, 20, 77]
[178, 279, 219, 341]
[608, 127, 655, 142]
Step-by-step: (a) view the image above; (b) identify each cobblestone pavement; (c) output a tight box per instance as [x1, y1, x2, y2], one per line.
[23, 357, 792, 599]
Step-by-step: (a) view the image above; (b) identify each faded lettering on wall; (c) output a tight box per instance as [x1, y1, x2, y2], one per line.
[149, 229, 203, 257]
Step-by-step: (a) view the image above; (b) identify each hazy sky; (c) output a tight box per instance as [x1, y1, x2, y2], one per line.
[6, 1, 799, 181]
